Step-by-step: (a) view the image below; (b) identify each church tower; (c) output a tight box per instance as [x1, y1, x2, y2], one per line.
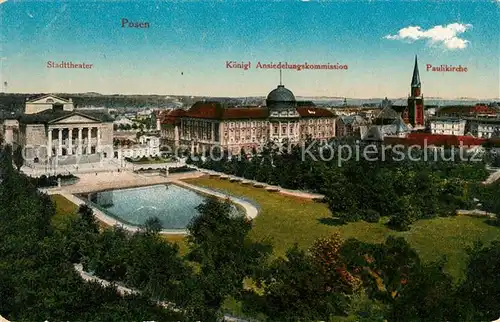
[407, 55, 425, 127]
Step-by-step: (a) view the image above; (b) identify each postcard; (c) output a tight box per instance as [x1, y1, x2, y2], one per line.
[1, 1, 500, 322]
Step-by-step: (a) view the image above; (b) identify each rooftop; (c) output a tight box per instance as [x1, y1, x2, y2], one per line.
[19, 109, 114, 124]
[159, 101, 334, 123]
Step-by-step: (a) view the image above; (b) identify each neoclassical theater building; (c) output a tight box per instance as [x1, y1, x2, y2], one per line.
[0, 94, 114, 166]
[160, 84, 337, 154]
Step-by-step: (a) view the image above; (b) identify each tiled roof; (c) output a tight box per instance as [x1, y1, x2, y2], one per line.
[375, 106, 400, 120]
[221, 108, 268, 119]
[160, 108, 186, 125]
[437, 105, 498, 116]
[20, 109, 114, 124]
[184, 102, 224, 119]
[160, 102, 334, 122]
[296, 107, 334, 117]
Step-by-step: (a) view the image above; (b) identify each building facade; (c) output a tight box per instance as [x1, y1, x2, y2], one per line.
[429, 117, 467, 136]
[160, 84, 336, 154]
[466, 118, 500, 139]
[115, 134, 161, 159]
[336, 115, 367, 137]
[0, 94, 114, 167]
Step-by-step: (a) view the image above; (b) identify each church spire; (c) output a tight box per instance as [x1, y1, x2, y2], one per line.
[411, 55, 421, 88]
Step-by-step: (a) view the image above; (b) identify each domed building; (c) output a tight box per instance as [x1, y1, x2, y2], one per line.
[160, 83, 337, 155]
[266, 84, 301, 143]
[266, 85, 297, 110]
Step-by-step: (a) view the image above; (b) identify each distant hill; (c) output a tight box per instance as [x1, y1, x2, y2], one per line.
[0, 92, 497, 111]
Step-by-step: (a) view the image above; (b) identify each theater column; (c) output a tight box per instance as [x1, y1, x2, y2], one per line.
[68, 128, 73, 155]
[97, 127, 101, 152]
[78, 128, 83, 155]
[47, 128, 52, 158]
[87, 127, 92, 154]
[58, 128, 63, 155]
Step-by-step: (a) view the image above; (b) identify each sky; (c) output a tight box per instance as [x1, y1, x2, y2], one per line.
[0, 0, 499, 99]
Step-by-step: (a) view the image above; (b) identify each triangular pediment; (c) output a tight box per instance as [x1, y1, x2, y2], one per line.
[50, 113, 101, 124]
[26, 94, 70, 104]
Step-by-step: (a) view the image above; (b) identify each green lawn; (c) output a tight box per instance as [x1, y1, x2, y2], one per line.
[183, 176, 500, 281]
[50, 194, 110, 231]
[50, 194, 79, 231]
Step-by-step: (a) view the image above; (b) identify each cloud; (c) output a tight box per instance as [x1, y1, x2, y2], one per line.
[384, 23, 472, 50]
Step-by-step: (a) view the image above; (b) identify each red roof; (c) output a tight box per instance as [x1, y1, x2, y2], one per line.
[296, 107, 334, 117]
[160, 102, 334, 122]
[437, 104, 498, 116]
[384, 133, 488, 147]
[160, 108, 186, 125]
[221, 108, 268, 119]
[184, 102, 222, 119]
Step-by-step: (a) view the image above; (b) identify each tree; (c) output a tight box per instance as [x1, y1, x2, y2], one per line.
[142, 216, 162, 234]
[13, 145, 24, 171]
[184, 197, 271, 320]
[257, 245, 350, 321]
[78, 204, 99, 233]
[310, 233, 362, 293]
[340, 236, 421, 301]
[458, 241, 500, 321]
[85, 227, 128, 281]
[124, 231, 190, 302]
[0, 169, 183, 322]
[387, 196, 418, 231]
[0, 144, 14, 176]
[388, 262, 470, 321]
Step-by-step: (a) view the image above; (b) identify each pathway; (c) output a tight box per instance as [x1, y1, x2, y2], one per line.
[74, 263, 248, 322]
[483, 168, 500, 185]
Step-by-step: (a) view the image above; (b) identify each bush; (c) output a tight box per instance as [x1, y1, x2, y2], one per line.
[167, 166, 195, 174]
[312, 197, 327, 203]
[388, 213, 414, 231]
[337, 211, 361, 224]
[30, 174, 77, 188]
[362, 209, 381, 223]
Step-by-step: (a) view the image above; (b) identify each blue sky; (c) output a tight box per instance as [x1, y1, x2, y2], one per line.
[1, 1, 498, 98]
